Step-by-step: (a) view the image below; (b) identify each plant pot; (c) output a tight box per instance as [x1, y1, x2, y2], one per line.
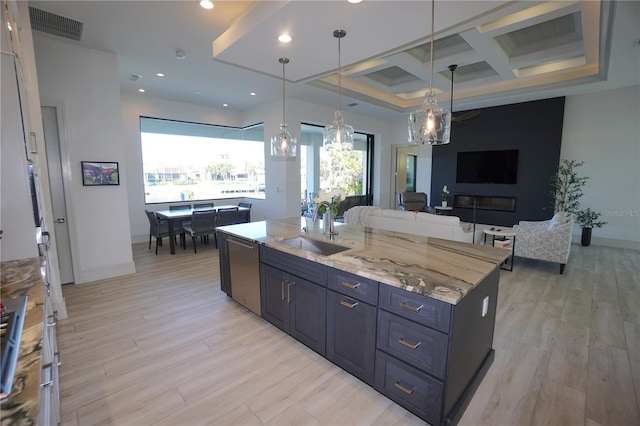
[581, 227, 592, 246]
[441, 201, 447, 207]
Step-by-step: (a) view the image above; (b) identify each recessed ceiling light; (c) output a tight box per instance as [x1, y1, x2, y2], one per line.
[200, 0, 214, 10]
[347, 0, 363, 4]
[138, 89, 145, 93]
[128, 73, 143, 81]
[250, 92, 256, 96]
[194, 90, 201, 95]
[278, 34, 292, 43]
[223, 103, 229, 107]
[175, 49, 186, 59]
[156, 72, 165, 77]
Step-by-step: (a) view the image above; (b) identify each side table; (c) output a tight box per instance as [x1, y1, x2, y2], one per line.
[483, 228, 516, 271]
[434, 205, 453, 215]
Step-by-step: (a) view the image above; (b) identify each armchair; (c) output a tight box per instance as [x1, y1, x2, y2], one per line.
[398, 192, 429, 212]
[513, 212, 574, 274]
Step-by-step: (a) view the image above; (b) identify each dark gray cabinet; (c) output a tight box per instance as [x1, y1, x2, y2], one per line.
[216, 231, 231, 296]
[326, 268, 378, 385]
[375, 267, 500, 426]
[260, 247, 327, 356]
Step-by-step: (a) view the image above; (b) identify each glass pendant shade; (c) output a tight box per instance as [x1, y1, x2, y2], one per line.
[408, 0, 451, 146]
[323, 110, 354, 150]
[408, 90, 451, 145]
[271, 57, 297, 158]
[323, 29, 353, 151]
[271, 123, 297, 157]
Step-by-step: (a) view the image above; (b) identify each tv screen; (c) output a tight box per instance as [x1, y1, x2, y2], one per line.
[456, 149, 518, 184]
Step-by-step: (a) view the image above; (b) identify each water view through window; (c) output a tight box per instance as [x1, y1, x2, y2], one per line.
[140, 117, 265, 204]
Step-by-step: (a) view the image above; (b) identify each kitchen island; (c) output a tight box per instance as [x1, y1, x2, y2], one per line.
[217, 217, 509, 426]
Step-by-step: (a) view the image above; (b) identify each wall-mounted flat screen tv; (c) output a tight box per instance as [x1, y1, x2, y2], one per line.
[456, 149, 519, 184]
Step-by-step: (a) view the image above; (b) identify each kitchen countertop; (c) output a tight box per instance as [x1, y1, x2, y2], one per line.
[218, 217, 509, 305]
[1, 257, 45, 425]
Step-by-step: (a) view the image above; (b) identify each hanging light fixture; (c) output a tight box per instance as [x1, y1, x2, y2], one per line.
[408, 0, 451, 145]
[271, 57, 297, 158]
[323, 29, 354, 151]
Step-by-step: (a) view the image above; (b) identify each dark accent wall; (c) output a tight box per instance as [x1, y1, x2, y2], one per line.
[431, 97, 565, 227]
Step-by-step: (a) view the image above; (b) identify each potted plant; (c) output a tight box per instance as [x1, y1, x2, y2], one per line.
[575, 208, 607, 246]
[550, 159, 588, 214]
[441, 185, 449, 207]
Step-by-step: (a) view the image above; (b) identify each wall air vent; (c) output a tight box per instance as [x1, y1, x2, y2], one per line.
[29, 6, 83, 41]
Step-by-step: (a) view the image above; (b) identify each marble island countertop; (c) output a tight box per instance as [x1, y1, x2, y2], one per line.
[0, 257, 45, 425]
[219, 217, 510, 305]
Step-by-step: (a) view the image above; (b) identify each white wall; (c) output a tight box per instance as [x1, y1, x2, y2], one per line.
[33, 36, 135, 282]
[561, 85, 640, 249]
[120, 93, 251, 243]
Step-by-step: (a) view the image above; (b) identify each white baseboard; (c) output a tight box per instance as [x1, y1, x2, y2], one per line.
[571, 234, 640, 251]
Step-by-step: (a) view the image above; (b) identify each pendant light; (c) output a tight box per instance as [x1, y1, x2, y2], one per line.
[408, 0, 451, 145]
[323, 29, 354, 151]
[271, 57, 297, 158]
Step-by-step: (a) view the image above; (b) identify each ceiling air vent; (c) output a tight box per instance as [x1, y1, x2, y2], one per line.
[29, 6, 83, 41]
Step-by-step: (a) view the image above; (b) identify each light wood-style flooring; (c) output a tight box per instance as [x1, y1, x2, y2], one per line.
[58, 240, 640, 425]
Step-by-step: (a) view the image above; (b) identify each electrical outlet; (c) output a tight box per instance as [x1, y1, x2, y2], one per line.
[482, 296, 489, 317]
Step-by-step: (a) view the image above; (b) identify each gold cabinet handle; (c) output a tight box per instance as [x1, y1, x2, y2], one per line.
[281, 281, 286, 301]
[340, 300, 359, 309]
[400, 301, 423, 313]
[394, 381, 414, 395]
[398, 338, 421, 350]
[341, 281, 360, 290]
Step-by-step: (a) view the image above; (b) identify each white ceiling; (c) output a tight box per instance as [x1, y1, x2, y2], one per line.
[27, 0, 640, 121]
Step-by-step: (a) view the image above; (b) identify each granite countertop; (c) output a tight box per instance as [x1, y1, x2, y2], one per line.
[1, 257, 45, 425]
[219, 217, 510, 305]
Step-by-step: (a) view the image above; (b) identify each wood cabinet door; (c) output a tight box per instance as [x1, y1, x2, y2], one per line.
[326, 290, 377, 385]
[260, 264, 289, 333]
[289, 275, 326, 356]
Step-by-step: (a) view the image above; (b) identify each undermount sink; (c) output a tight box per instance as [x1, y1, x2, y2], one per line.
[279, 236, 350, 256]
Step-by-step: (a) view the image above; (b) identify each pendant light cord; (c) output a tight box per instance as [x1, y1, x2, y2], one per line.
[337, 35, 342, 111]
[279, 57, 289, 124]
[429, 0, 434, 92]
[282, 60, 286, 123]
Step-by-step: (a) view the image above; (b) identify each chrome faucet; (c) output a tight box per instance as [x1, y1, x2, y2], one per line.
[312, 201, 338, 235]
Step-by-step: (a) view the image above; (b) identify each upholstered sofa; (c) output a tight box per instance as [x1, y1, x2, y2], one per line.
[344, 206, 478, 244]
[513, 212, 574, 274]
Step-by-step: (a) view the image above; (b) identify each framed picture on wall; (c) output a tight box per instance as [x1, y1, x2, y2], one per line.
[81, 161, 120, 186]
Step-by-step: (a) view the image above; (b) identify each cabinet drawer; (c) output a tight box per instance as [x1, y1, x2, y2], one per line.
[377, 310, 448, 379]
[374, 351, 443, 426]
[327, 268, 378, 305]
[260, 246, 327, 285]
[378, 285, 451, 333]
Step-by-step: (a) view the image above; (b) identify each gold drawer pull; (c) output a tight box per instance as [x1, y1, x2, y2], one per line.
[340, 300, 359, 309]
[394, 381, 414, 395]
[400, 301, 423, 313]
[398, 338, 421, 350]
[341, 281, 360, 290]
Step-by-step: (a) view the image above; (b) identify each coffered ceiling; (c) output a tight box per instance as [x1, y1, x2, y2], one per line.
[27, 1, 639, 120]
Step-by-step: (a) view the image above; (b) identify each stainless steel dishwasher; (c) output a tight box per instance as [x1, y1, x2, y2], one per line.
[227, 235, 261, 315]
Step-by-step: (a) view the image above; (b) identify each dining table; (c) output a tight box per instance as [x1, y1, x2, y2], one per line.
[155, 205, 251, 254]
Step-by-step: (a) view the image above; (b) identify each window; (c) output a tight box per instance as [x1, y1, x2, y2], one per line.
[140, 117, 264, 204]
[300, 123, 373, 204]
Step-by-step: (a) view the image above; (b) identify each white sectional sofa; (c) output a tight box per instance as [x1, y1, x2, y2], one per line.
[344, 206, 479, 244]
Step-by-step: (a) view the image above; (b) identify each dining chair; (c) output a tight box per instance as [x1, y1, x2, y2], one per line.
[169, 204, 192, 211]
[169, 204, 192, 243]
[238, 202, 252, 209]
[145, 210, 170, 254]
[182, 209, 216, 253]
[213, 207, 241, 248]
[194, 202, 214, 209]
